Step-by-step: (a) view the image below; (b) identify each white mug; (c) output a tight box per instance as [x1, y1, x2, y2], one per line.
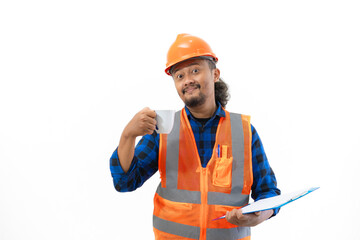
[155, 110, 175, 134]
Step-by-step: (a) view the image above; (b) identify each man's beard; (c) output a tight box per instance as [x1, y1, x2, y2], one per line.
[183, 83, 206, 107]
[185, 92, 206, 108]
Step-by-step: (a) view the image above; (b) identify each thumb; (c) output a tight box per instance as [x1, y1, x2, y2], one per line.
[236, 209, 243, 219]
[254, 211, 261, 216]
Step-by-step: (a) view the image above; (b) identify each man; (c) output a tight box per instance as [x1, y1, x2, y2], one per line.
[110, 34, 280, 239]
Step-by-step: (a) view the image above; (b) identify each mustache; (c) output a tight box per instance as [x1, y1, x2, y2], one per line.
[182, 83, 200, 94]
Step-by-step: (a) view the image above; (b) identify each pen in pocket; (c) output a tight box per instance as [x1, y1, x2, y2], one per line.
[217, 144, 220, 157]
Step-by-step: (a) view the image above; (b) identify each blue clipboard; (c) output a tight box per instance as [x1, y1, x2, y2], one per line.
[213, 187, 319, 221]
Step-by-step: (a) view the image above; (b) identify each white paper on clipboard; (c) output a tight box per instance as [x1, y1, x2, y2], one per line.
[213, 187, 319, 221]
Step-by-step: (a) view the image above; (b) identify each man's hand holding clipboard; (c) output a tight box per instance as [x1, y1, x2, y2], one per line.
[213, 187, 319, 222]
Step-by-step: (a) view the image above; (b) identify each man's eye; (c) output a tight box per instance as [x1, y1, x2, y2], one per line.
[192, 69, 199, 73]
[177, 74, 183, 79]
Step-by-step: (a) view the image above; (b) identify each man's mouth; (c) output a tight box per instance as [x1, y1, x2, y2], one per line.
[183, 84, 200, 95]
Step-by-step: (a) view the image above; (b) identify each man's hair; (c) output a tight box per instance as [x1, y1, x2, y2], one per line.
[206, 59, 230, 108]
[215, 78, 230, 108]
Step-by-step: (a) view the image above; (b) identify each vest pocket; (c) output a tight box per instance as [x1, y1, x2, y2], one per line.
[212, 156, 233, 188]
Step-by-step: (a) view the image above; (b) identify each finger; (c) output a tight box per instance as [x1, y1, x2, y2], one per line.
[254, 211, 261, 216]
[147, 129, 155, 135]
[226, 210, 233, 221]
[230, 210, 239, 222]
[146, 109, 157, 118]
[147, 118, 157, 127]
[148, 117, 157, 126]
[140, 107, 156, 119]
[145, 112, 157, 123]
[140, 115, 157, 126]
[146, 122, 156, 131]
[143, 125, 155, 135]
[235, 209, 243, 219]
[226, 211, 237, 225]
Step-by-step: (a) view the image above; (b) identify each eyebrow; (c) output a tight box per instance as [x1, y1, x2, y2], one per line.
[172, 62, 201, 75]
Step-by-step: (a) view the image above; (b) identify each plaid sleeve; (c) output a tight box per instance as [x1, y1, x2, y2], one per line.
[109, 131, 159, 192]
[250, 124, 281, 216]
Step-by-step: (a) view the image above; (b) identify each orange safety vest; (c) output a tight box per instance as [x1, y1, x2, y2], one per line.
[153, 108, 253, 240]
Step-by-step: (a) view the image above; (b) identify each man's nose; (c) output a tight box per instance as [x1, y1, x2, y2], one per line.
[183, 74, 195, 86]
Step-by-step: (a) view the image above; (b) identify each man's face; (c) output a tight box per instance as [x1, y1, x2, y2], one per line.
[171, 59, 219, 108]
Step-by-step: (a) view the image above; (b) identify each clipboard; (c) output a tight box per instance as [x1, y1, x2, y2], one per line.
[213, 187, 319, 221]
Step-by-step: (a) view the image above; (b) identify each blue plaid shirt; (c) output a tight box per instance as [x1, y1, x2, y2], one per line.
[110, 104, 280, 215]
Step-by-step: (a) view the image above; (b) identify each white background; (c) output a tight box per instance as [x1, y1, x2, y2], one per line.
[1, 0, 359, 239]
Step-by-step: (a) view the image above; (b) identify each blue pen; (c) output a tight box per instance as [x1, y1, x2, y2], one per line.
[217, 144, 220, 157]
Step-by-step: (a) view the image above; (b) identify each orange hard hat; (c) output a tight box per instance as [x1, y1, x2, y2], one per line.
[165, 34, 218, 75]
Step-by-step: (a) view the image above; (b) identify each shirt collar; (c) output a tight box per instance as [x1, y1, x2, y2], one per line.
[184, 102, 226, 119]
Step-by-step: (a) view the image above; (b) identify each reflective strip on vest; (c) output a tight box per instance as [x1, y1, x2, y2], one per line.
[153, 109, 252, 240]
[154, 215, 250, 240]
[153, 215, 200, 239]
[206, 227, 251, 240]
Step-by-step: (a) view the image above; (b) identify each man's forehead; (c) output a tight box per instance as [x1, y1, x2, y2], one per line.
[171, 58, 206, 74]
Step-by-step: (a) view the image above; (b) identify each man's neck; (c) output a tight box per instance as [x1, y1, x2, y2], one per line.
[187, 101, 217, 119]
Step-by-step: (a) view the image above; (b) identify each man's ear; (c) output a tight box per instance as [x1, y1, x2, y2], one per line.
[213, 68, 220, 82]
